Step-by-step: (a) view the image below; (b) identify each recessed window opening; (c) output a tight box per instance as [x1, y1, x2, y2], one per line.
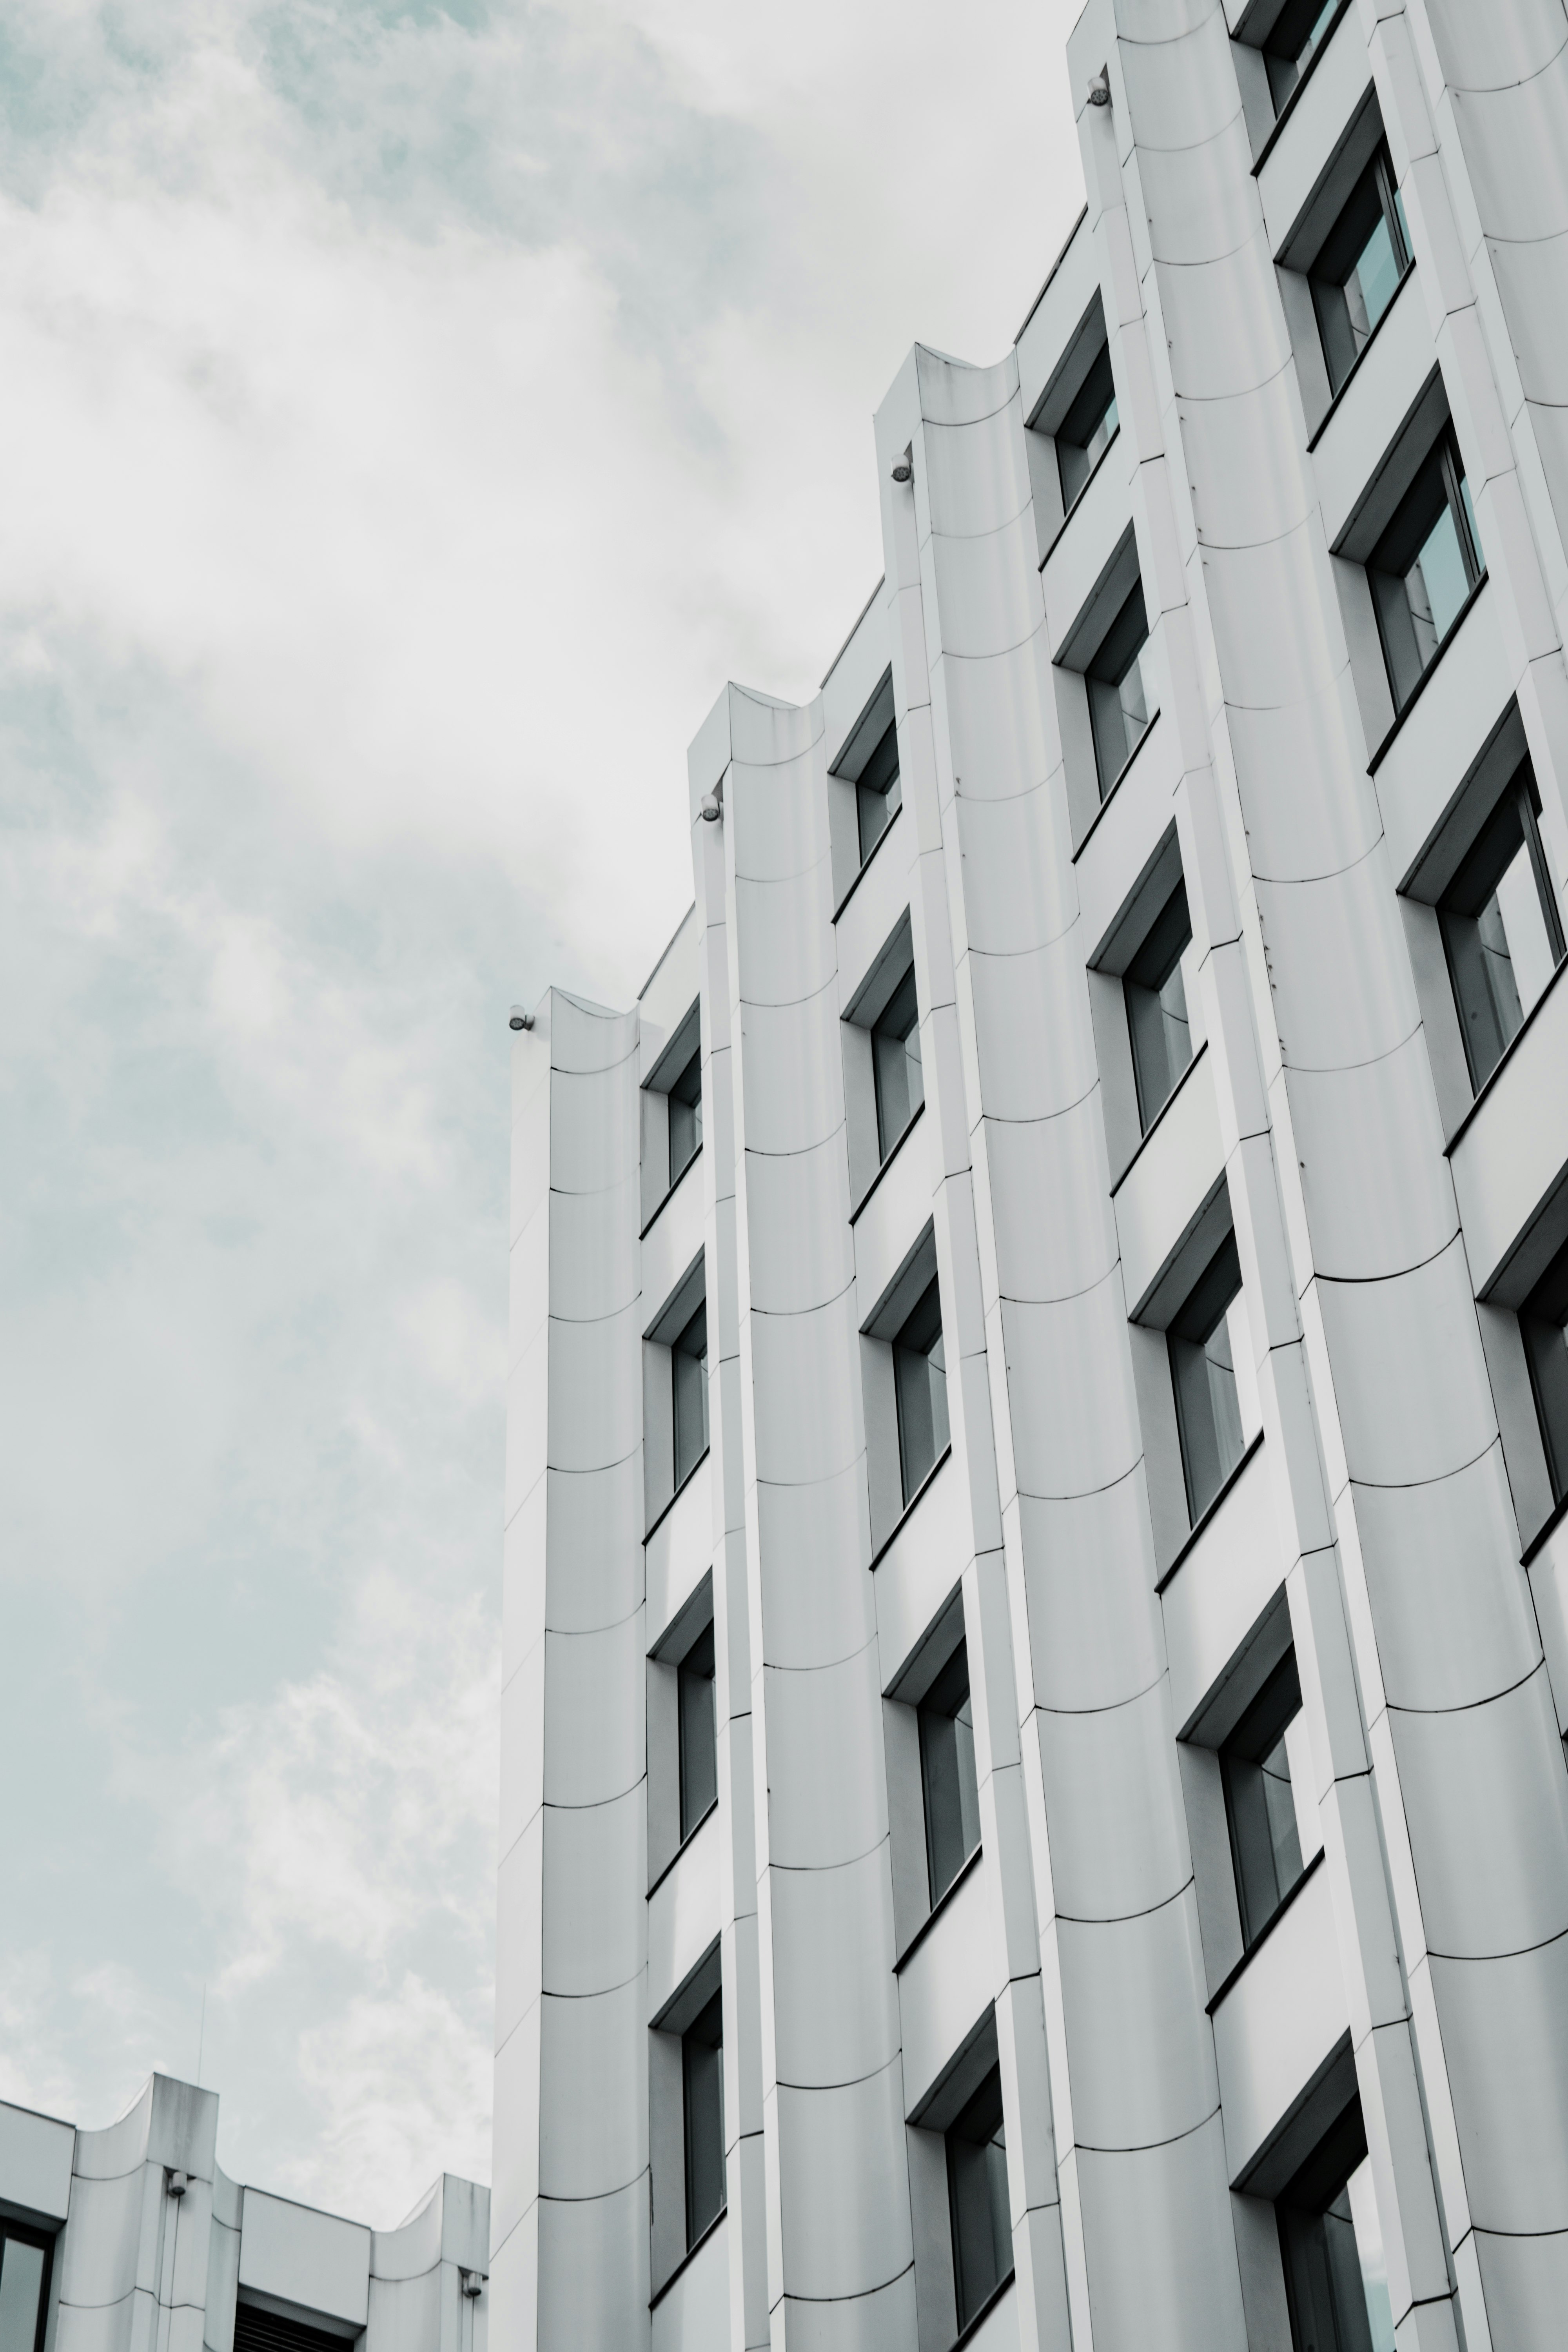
[678, 1618, 717, 1842]
[1310, 144, 1411, 395]
[667, 1046, 702, 1189]
[857, 718, 903, 865]
[919, 1639, 980, 1905]
[1221, 1649, 1319, 1947]
[1522, 1234, 1568, 1508]
[1056, 341, 1118, 513]
[1169, 1231, 1250, 1523]
[947, 2067, 1011, 2332]
[682, 1990, 726, 2250]
[1087, 582, 1155, 799]
[1277, 2101, 1395, 2352]
[1265, 0, 1339, 111]
[0, 2226, 51, 2352]
[672, 1301, 709, 1489]
[1439, 763, 1565, 1092]
[1126, 877, 1194, 1131]
[873, 962, 924, 1161]
[895, 1278, 950, 1504]
[1369, 432, 1483, 712]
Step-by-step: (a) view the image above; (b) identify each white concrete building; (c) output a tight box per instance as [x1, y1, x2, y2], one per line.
[500, 3, 1568, 2348]
[0, 2076, 488, 2352]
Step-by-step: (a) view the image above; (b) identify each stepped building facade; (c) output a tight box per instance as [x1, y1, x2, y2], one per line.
[498, 2, 1568, 2348]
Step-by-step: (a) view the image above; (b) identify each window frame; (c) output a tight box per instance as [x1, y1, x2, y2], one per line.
[1367, 429, 1485, 717]
[1308, 141, 1412, 397]
[1437, 762, 1566, 1094]
[0, 2222, 54, 2352]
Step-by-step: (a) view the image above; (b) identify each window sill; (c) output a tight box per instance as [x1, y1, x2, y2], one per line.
[952, 2268, 1016, 2352]
[850, 1099, 926, 1225]
[1522, 1484, 1568, 1570]
[833, 800, 903, 924]
[647, 1797, 719, 1902]
[1205, 1847, 1326, 2014]
[1443, 948, 1568, 1157]
[1071, 708, 1161, 864]
[641, 1142, 703, 1240]
[1305, 260, 1415, 454]
[894, 1844, 982, 1973]
[1250, 0, 1354, 178]
[1110, 1040, 1209, 1200]
[1037, 425, 1122, 570]
[648, 2205, 726, 2312]
[869, 1444, 953, 1572]
[1367, 572, 1490, 775]
[1155, 1428, 1264, 1595]
[643, 1446, 710, 1547]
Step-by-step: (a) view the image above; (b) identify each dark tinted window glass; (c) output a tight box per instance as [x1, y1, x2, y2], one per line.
[1368, 435, 1483, 712]
[857, 720, 902, 865]
[1523, 1234, 1568, 1505]
[1125, 879, 1193, 1131]
[668, 1047, 702, 1189]
[679, 1620, 717, 1843]
[894, 1278, 950, 1506]
[1169, 1230, 1245, 1523]
[1439, 765, 1564, 1092]
[232, 2310, 347, 2352]
[1309, 146, 1410, 394]
[1087, 583, 1154, 799]
[872, 964, 924, 1161]
[919, 1640, 981, 1904]
[1222, 1651, 1306, 1947]
[682, 1990, 726, 2248]
[1277, 2100, 1395, 2352]
[1057, 341, 1118, 512]
[1265, 0, 1339, 111]
[0, 2234, 49, 2352]
[673, 1301, 709, 1489]
[946, 2066, 1011, 2330]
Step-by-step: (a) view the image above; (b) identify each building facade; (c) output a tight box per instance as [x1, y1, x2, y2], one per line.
[496, 3, 1568, 2349]
[0, 2076, 488, 2352]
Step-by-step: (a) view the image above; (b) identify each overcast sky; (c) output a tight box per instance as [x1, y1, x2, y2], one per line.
[0, 0, 1083, 2227]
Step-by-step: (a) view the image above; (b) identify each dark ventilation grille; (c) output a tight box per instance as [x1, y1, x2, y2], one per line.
[234, 2304, 351, 2352]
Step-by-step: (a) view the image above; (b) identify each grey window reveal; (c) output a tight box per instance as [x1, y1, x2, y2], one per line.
[0, 2229, 51, 2352]
[1056, 341, 1118, 513]
[682, 1989, 726, 2249]
[1368, 433, 1484, 713]
[946, 2066, 1012, 2331]
[1087, 581, 1154, 799]
[919, 1639, 981, 1905]
[872, 963, 924, 1162]
[672, 1300, 708, 1490]
[678, 1620, 717, 1844]
[1169, 1231, 1245, 1523]
[1439, 763, 1565, 1092]
[668, 1045, 702, 1189]
[1221, 1651, 1307, 1948]
[894, 1277, 949, 1506]
[856, 718, 902, 865]
[1264, 0, 1339, 112]
[1522, 1234, 1568, 1506]
[1310, 145, 1411, 395]
[1125, 878, 1193, 1131]
[1276, 2099, 1396, 2352]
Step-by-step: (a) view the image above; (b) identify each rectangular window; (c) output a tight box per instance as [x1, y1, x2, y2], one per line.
[0, 2230, 50, 2352]
[678, 1620, 717, 1843]
[1125, 877, 1194, 1131]
[1522, 1234, 1568, 1506]
[682, 1990, 726, 2250]
[872, 962, 924, 1162]
[1309, 144, 1411, 395]
[1056, 341, 1119, 513]
[1368, 432, 1484, 713]
[1439, 764, 1565, 1092]
[1087, 582, 1155, 799]
[672, 1300, 709, 1490]
[857, 718, 902, 865]
[919, 1639, 981, 1904]
[1277, 2101, 1396, 2352]
[668, 1045, 702, 1189]
[1169, 1230, 1249, 1523]
[1264, 0, 1339, 112]
[1221, 1650, 1318, 1947]
[894, 1278, 950, 1505]
[946, 2067, 1011, 2332]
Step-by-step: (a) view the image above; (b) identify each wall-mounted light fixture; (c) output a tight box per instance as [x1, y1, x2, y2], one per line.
[701, 780, 724, 822]
[891, 452, 913, 484]
[1087, 65, 1111, 105]
[508, 1005, 534, 1031]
